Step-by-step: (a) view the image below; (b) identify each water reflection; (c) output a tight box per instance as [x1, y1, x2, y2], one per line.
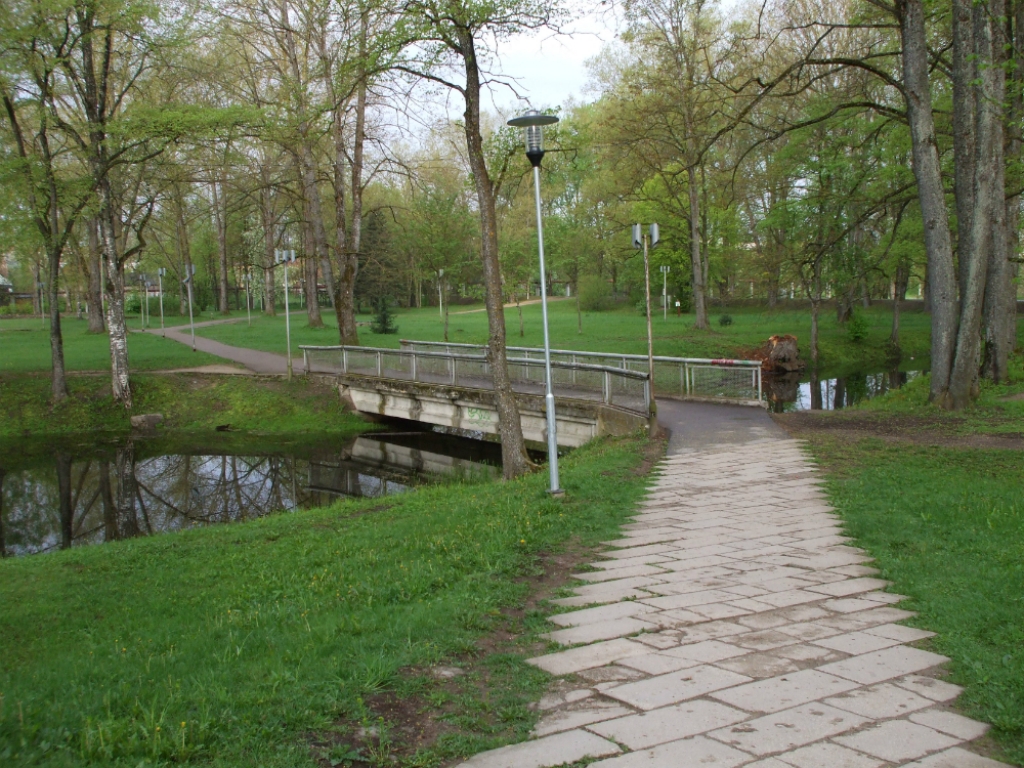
[0, 432, 499, 556]
[766, 367, 925, 412]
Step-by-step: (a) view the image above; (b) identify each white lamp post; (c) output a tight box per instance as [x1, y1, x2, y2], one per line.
[157, 268, 166, 336]
[183, 265, 197, 350]
[276, 249, 297, 380]
[508, 109, 562, 496]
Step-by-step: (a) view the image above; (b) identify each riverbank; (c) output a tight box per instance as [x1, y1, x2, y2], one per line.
[0, 373, 366, 439]
[774, 357, 1024, 765]
[0, 433, 657, 767]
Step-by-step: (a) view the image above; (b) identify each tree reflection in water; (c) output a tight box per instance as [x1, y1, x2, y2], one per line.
[765, 367, 925, 412]
[0, 432, 500, 556]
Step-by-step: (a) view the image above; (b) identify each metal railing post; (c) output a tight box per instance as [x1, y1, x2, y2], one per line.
[603, 370, 611, 404]
[342, 348, 348, 372]
[303, 349, 309, 375]
[757, 367, 763, 402]
[452, 357, 458, 385]
[411, 352, 418, 382]
[376, 351, 383, 377]
[644, 376, 651, 412]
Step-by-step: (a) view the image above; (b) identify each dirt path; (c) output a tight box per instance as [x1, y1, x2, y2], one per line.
[450, 297, 569, 315]
[141, 317, 291, 375]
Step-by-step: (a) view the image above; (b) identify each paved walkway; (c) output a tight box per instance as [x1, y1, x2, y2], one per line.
[142, 317, 289, 375]
[457, 402, 1007, 768]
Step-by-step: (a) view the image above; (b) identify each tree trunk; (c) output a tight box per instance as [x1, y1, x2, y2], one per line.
[87, 219, 105, 332]
[57, 453, 73, 550]
[213, 181, 230, 314]
[99, 460, 117, 541]
[260, 178, 277, 316]
[116, 442, 139, 538]
[331, 99, 359, 344]
[458, 28, 531, 479]
[687, 166, 709, 329]
[98, 177, 132, 409]
[897, 0, 959, 406]
[953, 0, 976, 298]
[949, 0, 1006, 408]
[47, 241, 69, 402]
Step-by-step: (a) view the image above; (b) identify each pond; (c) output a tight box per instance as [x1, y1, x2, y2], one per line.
[765, 361, 929, 412]
[0, 430, 502, 556]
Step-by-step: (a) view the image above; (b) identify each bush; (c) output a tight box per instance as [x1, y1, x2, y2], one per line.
[718, 314, 734, 327]
[847, 311, 868, 343]
[578, 274, 613, 312]
[370, 297, 399, 334]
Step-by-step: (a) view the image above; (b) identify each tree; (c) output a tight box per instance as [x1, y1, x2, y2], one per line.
[398, 0, 561, 478]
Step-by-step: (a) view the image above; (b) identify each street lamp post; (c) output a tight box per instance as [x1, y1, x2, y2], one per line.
[633, 223, 660, 423]
[243, 270, 252, 327]
[183, 265, 197, 350]
[660, 265, 670, 320]
[508, 109, 562, 496]
[276, 249, 297, 380]
[157, 268, 166, 336]
[437, 268, 444, 318]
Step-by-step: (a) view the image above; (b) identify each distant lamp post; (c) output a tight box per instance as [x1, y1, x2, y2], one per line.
[182, 265, 197, 350]
[242, 270, 252, 327]
[37, 281, 45, 329]
[660, 265, 670, 320]
[276, 249, 297, 380]
[157, 268, 166, 336]
[437, 268, 445, 318]
[508, 109, 562, 496]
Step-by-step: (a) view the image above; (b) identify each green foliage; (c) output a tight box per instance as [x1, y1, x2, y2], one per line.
[718, 314, 733, 327]
[370, 297, 399, 335]
[0, 436, 652, 767]
[578, 274, 613, 311]
[812, 440, 1024, 766]
[846, 312, 868, 343]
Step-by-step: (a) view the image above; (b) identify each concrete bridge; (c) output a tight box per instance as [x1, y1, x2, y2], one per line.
[301, 341, 762, 449]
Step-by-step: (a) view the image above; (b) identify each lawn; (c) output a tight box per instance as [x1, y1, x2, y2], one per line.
[193, 300, 937, 372]
[192, 301, 942, 372]
[0, 317, 228, 374]
[0, 434, 654, 768]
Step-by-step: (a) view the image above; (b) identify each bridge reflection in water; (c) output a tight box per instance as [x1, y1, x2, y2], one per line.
[0, 432, 499, 556]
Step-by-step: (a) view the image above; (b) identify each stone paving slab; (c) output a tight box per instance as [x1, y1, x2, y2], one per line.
[456, 428, 1010, 768]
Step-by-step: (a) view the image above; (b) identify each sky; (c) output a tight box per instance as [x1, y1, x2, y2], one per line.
[485, 10, 621, 114]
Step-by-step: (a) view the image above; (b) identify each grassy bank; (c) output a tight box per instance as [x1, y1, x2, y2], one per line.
[783, 354, 1024, 764]
[0, 434, 654, 768]
[194, 301, 938, 372]
[0, 374, 366, 439]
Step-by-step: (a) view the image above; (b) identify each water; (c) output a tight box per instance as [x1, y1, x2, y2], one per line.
[0, 431, 501, 556]
[765, 362, 929, 412]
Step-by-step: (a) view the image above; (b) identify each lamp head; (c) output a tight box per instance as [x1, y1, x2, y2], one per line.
[507, 110, 559, 168]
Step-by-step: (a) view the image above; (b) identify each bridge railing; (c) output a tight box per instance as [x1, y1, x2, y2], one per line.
[300, 345, 651, 416]
[398, 340, 763, 405]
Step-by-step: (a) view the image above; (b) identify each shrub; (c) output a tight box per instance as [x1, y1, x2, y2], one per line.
[370, 297, 399, 334]
[578, 274, 613, 312]
[718, 314, 734, 327]
[847, 311, 868, 343]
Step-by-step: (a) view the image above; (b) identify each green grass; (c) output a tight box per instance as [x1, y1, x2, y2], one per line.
[809, 439, 1024, 765]
[844, 354, 1024, 435]
[0, 319, 229, 373]
[194, 301, 938, 371]
[0, 434, 654, 767]
[0, 374, 368, 438]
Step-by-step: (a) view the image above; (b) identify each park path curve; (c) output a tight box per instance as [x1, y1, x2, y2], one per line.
[141, 316, 289, 375]
[455, 401, 1008, 768]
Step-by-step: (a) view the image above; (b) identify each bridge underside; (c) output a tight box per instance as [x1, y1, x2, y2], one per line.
[324, 375, 649, 448]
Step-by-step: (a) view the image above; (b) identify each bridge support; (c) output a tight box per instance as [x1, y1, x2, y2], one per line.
[331, 376, 647, 449]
